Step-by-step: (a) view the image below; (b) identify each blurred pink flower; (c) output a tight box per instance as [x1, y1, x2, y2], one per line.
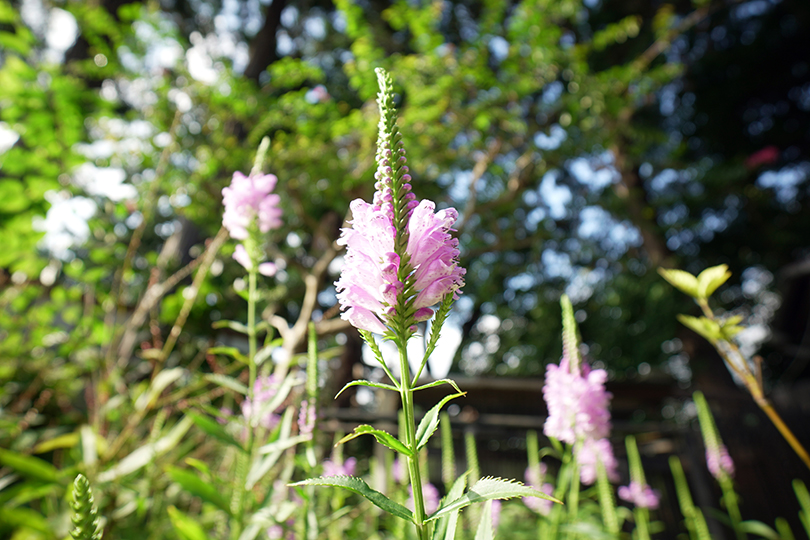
[241, 375, 282, 429]
[322, 457, 357, 477]
[297, 399, 316, 437]
[618, 481, 660, 509]
[577, 437, 618, 485]
[523, 464, 554, 515]
[706, 443, 735, 480]
[543, 357, 611, 445]
[222, 172, 282, 240]
[407, 483, 440, 515]
[491, 499, 502, 530]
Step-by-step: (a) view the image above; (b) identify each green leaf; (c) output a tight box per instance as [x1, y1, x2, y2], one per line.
[212, 319, 250, 334]
[187, 411, 245, 451]
[97, 416, 193, 482]
[290, 475, 414, 523]
[338, 425, 413, 456]
[335, 379, 399, 398]
[166, 466, 231, 515]
[432, 473, 468, 540]
[33, 432, 80, 454]
[0, 448, 62, 484]
[412, 378, 463, 393]
[697, 264, 732, 299]
[658, 268, 700, 299]
[427, 477, 561, 522]
[257, 434, 312, 455]
[794, 480, 810, 537]
[168, 505, 211, 540]
[204, 373, 248, 395]
[677, 314, 723, 342]
[0, 506, 51, 533]
[254, 345, 275, 367]
[474, 500, 494, 540]
[415, 392, 465, 451]
[134, 367, 184, 411]
[739, 520, 780, 540]
[208, 346, 248, 364]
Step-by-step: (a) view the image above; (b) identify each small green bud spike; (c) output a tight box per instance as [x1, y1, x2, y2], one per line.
[374, 67, 411, 259]
[560, 295, 581, 371]
[70, 474, 102, 540]
[693, 392, 722, 461]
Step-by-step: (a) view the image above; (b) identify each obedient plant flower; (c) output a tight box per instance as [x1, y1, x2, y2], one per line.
[334, 69, 465, 336]
[407, 483, 440, 515]
[241, 375, 282, 429]
[694, 391, 735, 481]
[297, 399, 316, 437]
[706, 443, 735, 480]
[322, 457, 357, 478]
[222, 171, 282, 276]
[543, 295, 617, 484]
[523, 465, 555, 515]
[577, 437, 619, 485]
[618, 481, 660, 509]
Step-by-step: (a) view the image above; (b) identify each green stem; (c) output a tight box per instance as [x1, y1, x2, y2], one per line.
[567, 443, 581, 540]
[398, 343, 429, 540]
[231, 269, 259, 539]
[720, 476, 746, 540]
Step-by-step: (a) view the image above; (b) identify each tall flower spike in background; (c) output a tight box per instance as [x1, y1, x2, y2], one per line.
[543, 295, 617, 484]
[221, 137, 282, 276]
[335, 68, 465, 338]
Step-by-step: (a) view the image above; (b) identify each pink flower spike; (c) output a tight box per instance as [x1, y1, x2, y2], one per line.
[618, 481, 660, 509]
[233, 244, 253, 271]
[222, 172, 282, 240]
[258, 262, 277, 277]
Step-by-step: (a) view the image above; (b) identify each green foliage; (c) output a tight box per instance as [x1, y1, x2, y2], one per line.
[291, 475, 415, 523]
[70, 475, 102, 540]
[428, 477, 560, 522]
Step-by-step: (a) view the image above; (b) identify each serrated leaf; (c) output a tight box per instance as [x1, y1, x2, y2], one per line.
[166, 466, 231, 514]
[208, 346, 248, 364]
[697, 264, 732, 299]
[338, 425, 412, 456]
[187, 411, 245, 451]
[335, 379, 399, 398]
[204, 373, 248, 395]
[427, 477, 561, 522]
[658, 268, 700, 298]
[677, 314, 723, 342]
[290, 475, 414, 523]
[415, 392, 465, 451]
[168, 505, 211, 540]
[0, 448, 62, 484]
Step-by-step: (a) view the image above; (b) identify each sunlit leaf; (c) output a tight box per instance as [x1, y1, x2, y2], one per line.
[697, 264, 732, 299]
[168, 505, 211, 540]
[338, 425, 412, 456]
[415, 392, 465, 451]
[427, 477, 561, 522]
[658, 268, 700, 299]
